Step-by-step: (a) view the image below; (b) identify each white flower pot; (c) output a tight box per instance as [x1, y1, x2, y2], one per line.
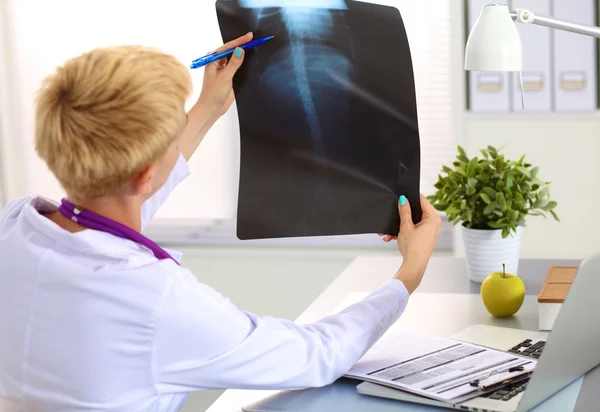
[461, 225, 523, 283]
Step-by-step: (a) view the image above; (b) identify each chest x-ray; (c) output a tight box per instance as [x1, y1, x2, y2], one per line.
[216, 0, 422, 240]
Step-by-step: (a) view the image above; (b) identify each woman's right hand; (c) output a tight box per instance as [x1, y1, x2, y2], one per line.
[391, 195, 441, 294]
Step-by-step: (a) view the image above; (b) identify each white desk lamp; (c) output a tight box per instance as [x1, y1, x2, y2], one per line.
[465, 3, 600, 72]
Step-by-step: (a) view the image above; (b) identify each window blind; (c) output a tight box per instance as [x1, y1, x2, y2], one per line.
[398, 0, 456, 196]
[1, 0, 455, 247]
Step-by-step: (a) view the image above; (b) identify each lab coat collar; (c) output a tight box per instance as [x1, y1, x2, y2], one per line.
[24, 196, 183, 264]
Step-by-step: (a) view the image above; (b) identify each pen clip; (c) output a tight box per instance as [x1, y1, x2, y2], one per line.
[193, 51, 217, 63]
[469, 366, 526, 390]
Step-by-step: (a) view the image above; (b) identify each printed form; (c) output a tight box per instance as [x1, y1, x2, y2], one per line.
[345, 330, 536, 401]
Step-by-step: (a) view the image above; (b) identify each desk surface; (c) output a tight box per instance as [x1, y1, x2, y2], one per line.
[207, 256, 598, 412]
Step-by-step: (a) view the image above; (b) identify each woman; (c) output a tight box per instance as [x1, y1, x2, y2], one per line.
[0, 33, 441, 411]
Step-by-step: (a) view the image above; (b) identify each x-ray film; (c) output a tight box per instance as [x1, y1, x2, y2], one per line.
[216, 0, 422, 240]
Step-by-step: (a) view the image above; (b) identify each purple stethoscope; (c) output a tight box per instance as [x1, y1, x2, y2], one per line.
[58, 198, 179, 265]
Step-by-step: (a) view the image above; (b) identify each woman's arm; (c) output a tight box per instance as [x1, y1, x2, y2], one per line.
[180, 33, 252, 161]
[138, 103, 221, 230]
[178, 103, 220, 161]
[138, 105, 218, 229]
[140, 153, 190, 230]
[152, 197, 440, 391]
[153, 267, 411, 392]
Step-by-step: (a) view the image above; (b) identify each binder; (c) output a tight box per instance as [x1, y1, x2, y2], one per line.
[509, 0, 552, 111]
[467, 0, 512, 112]
[552, 0, 597, 111]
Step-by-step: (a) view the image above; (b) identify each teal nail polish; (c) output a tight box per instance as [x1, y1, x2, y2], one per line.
[399, 195, 407, 206]
[235, 48, 243, 58]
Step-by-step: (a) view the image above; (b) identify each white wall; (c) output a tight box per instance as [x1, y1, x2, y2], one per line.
[1, 0, 239, 220]
[450, 1, 600, 260]
[454, 114, 600, 260]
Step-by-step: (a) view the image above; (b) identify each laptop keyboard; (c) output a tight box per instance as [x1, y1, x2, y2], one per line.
[482, 339, 546, 402]
[483, 379, 528, 401]
[508, 339, 546, 359]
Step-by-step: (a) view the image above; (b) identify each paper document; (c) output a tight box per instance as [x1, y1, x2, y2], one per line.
[346, 330, 536, 402]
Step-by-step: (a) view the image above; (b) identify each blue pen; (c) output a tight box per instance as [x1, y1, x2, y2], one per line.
[190, 36, 275, 69]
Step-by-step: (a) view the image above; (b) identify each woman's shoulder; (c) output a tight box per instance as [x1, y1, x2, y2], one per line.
[0, 195, 40, 220]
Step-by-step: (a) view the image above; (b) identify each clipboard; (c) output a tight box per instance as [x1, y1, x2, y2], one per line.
[345, 331, 538, 404]
[445, 364, 534, 404]
[349, 366, 534, 406]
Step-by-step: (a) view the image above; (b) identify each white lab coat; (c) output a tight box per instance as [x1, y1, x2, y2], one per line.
[0, 154, 410, 412]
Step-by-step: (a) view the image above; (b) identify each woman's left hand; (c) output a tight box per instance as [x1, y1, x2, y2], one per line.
[197, 32, 253, 118]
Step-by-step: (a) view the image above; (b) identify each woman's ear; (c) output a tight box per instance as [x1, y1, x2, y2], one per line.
[134, 164, 156, 196]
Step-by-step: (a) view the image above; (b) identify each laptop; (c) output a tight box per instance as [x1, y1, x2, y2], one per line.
[244, 252, 600, 412]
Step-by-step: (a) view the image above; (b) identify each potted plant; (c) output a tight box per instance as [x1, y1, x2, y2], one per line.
[428, 145, 559, 282]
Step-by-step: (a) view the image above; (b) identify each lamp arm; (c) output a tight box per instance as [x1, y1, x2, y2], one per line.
[510, 8, 600, 38]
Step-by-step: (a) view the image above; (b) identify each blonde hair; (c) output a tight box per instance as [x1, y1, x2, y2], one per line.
[34, 45, 192, 200]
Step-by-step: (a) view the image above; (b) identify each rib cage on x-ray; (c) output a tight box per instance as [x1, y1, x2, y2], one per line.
[242, 0, 352, 158]
[216, 0, 422, 239]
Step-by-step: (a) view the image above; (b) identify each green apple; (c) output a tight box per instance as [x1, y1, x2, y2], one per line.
[480, 264, 526, 317]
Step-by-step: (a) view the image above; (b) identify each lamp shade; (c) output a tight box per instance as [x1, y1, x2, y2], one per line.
[465, 4, 523, 71]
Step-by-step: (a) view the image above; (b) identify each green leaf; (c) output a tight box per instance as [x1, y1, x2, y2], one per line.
[539, 186, 550, 199]
[441, 165, 453, 175]
[550, 209, 560, 222]
[483, 202, 497, 215]
[480, 193, 492, 204]
[506, 174, 514, 189]
[447, 203, 460, 213]
[530, 211, 548, 219]
[533, 198, 549, 209]
[467, 158, 478, 178]
[458, 155, 470, 163]
[488, 145, 498, 158]
[516, 154, 526, 166]
[517, 167, 531, 178]
[531, 166, 539, 177]
[543, 201, 558, 210]
[511, 210, 519, 222]
[502, 227, 510, 238]
[496, 192, 507, 211]
[456, 145, 469, 163]
[456, 167, 468, 177]
[480, 149, 489, 159]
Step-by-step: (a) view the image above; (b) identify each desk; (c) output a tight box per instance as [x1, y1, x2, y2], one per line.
[207, 256, 599, 412]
